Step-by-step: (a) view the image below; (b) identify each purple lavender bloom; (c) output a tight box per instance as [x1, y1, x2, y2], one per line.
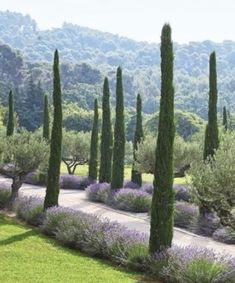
[141, 183, 153, 194]
[174, 201, 199, 229]
[196, 212, 221, 236]
[96, 183, 110, 203]
[123, 180, 140, 189]
[154, 245, 235, 282]
[86, 182, 110, 203]
[213, 227, 235, 244]
[86, 183, 100, 201]
[113, 188, 151, 212]
[60, 175, 94, 190]
[16, 195, 44, 225]
[174, 185, 191, 202]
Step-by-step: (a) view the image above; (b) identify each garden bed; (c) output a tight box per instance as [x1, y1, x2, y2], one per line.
[2, 195, 235, 283]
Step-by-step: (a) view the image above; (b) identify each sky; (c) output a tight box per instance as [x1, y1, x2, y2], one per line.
[0, 0, 234, 43]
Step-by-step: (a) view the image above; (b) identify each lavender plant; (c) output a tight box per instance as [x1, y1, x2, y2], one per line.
[174, 201, 199, 229]
[213, 227, 235, 244]
[113, 189, 152, 212]
[60, 175, 93, 190]
[159, 246, 235, 283]
[16, 196, 44, 225]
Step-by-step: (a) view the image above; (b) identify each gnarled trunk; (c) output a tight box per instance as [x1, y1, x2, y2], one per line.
[8, 173, 25, 210]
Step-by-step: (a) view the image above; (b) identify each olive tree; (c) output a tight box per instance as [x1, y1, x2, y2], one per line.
[62, 130, 90, 175]
[137, 135, 201, 176]
[190, 133, 235, 228]
[4, 130, 49, 209]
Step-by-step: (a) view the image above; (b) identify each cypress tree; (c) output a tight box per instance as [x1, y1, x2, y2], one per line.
[6, 90, 14, 136]
[131, 93, 143, 186]
[223, 106, 228, 132]
[44, 50, 62, 209]
[149, 24, 175, 253]
[203, 52, 219, 161]
[111, 67, 125, 189]
[88, 98, 99, 180]
[99, 77, 113, 183]
[43, 94, 50, 140]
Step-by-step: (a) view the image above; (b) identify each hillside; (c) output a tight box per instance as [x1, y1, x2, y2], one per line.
[0, 11, 235, 129]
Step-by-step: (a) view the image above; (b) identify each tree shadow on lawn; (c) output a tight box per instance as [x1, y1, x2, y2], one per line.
[0, 214, 160, 282]
[0, 230, 35, 246]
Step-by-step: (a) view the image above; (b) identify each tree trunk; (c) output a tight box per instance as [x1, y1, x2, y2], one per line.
[67, 165, 73, 175]
[8, 174, 25, 210]
[174, 164, 190, 178]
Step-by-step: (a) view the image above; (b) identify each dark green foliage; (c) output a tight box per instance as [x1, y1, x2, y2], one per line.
[4, 12, 235, 119]
[149, 24, 175, 253]
[203, 52, 219, 160]
[6, 90, 14, 136]
[44, 50, 62, 209]
[88, 98, 99, 180]
[131, 94, 143, 186]
[4, 11, 235, 121]
[17, 77, 44, 131]
[111, 67, 125, 189]
[223, 106, 228, 131]
[43, 94, 50, 140]
[99, 77, 113, 183]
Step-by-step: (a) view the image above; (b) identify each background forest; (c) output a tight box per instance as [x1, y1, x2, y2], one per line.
[1, 11, 235, 137]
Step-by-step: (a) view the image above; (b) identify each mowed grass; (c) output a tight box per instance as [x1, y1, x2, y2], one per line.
[60, 163, 186, 185]
[0, 215, 141, 283]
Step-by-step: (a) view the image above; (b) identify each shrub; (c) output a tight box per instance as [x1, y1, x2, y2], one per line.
[42, 206, 148, 263]
[174, 201, 199, 229]
[213, 227, 235, 244]
[10, 198, 235, 282]
[113, 189, 151, 212]
[174, 185, 191, 202]
[60, 175, 93, 190]
[86, 182, 110, 202]
[55, 210, 109, 256]
[104, 226, 148, 264]
[86, 183, 100, 201]
[0, 187, 11, 209]
[141, 183, 153, 194]
[159, 246, 235, 283]
[41, 206, 77, 235]
[189, 133, 235, 227]
[24, 172, 47, 186]
[123, 180, 140, 189]
[125, 243, 149, 271]
[196, 212, 221, 236]
[15, 196, 44, 225]
[96, 183, 110, 203]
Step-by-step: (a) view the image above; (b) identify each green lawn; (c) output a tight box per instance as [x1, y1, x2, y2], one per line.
[0, 215, 141, 283]
[60, 163, 186, 185]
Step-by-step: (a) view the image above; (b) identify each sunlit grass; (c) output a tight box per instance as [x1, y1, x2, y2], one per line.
[0, 214, 141, 283]
[60, 162, 186, 185]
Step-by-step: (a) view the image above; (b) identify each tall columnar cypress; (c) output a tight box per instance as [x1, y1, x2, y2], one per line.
[99, 77, 113, 183]
[149, 24, 175, 254]
[223, 106, 228, 132]
[131, 93, 144, 186]
[111, 67, 125, 189]
[44, 50, 62, 209]
[203, 52, 219, 161]
[43, 94, 50, 140]
[88, 98, 99, 180]
[6, 90, 14, 136]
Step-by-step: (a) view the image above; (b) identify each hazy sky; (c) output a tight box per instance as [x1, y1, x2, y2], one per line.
[0, 0, 234, 43]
